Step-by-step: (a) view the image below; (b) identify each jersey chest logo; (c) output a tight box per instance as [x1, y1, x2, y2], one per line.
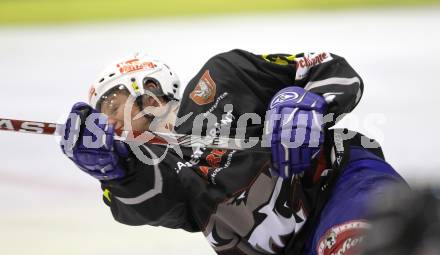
[190, 69, 216, 105]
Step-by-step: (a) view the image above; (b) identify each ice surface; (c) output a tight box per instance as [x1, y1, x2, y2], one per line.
[0, 7, 439, 255]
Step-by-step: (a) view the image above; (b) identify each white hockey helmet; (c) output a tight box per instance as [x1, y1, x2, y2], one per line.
[88, 52, 181, 110]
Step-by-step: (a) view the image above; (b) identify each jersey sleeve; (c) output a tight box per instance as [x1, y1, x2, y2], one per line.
[288, 52, 364, 119]
[243, 50, 364, 119]
[180, 50, 363, 121]
[307, 146, 406, 255]
[99, 145, 200, 232]
[176, 49, 363, 135]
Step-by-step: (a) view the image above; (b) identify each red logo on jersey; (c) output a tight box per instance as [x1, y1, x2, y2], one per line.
[316, 220, 370, 255]
[190, 70, 216, 105]
[206, 149, 227, 168]
[297, 53, 329, 68]
[199, 166, 210, 176]
[197, 149, 227, 178]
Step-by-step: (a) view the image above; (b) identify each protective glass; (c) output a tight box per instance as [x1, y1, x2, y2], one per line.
[96, 85, 134, 122]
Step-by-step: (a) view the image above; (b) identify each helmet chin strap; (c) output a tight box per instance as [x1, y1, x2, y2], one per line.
[147, 100, 179, 133]
[135, 85, 164, 121]
[138, 79, 180, 132]
[132, 97, 153, 130]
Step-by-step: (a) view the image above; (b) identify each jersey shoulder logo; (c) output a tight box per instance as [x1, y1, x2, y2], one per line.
[295, 52, 333, 80]
[190, 69, 217, 105]
[316, 220, 370, 255]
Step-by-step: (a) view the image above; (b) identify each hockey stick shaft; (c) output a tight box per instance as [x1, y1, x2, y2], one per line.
[0, 117, 263, 151]
[0, 118, 59, 135]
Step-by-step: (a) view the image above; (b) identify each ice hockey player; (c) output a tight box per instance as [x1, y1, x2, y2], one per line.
[60, 50, 407, 255]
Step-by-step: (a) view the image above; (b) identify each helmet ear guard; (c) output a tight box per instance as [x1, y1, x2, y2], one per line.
[135, 77, 178, 121]
[142, 77, 165, 97]
[142, 77, 180, 102]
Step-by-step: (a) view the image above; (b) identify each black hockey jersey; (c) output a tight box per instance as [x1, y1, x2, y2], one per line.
[100, 49, 364, 254]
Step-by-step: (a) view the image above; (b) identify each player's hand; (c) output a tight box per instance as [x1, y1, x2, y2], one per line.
[267, 86, 327, 178]
[60, 102, 129, 181]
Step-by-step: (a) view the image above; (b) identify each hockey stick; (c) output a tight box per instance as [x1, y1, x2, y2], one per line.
[0, 117, 263, 151]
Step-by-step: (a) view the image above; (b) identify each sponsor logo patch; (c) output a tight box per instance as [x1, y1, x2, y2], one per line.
[295, 52, 333, 80]
[206, 149, 228, 168]
[317, 220, 370, 255]
[196, 149, 227, 178]
[190, 70, 217, 105]
[199, 166, 210, 176]
[117, 58, 157, 74]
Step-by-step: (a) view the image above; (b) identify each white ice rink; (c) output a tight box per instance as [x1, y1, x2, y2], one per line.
[0, 7, 439, 255]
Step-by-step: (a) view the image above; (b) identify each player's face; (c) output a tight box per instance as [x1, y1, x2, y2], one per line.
[100, 91, 150, 132]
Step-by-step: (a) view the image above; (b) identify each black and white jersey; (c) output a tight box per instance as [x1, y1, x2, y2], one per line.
[100, 49, 364, 254]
